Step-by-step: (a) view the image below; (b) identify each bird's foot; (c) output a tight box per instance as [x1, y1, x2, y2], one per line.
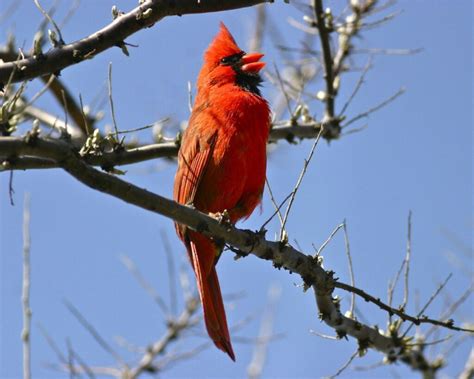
[209, 209, 231, 225]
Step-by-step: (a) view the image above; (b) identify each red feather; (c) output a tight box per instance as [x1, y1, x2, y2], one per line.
[173, 23, 270, 360]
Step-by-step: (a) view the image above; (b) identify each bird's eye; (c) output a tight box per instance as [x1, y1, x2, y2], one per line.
[220, 51, 245, 66]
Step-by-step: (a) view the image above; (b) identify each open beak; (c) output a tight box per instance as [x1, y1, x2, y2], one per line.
[241, 53, 265, 73]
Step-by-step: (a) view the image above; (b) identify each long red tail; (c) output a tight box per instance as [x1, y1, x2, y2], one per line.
[187, 231, 235, 361]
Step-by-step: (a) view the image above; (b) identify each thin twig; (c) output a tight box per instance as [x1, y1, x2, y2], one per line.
[425, 283, 474, 339]
[78, 94, 92, 136]
[65, 338, 78, 379]
[33, 0, 65, 45]
[8, 170, 15, 205]
[248, 4, 266, 53]
[342, 87, 405, 128]
[37, 323, 68, 366]
[59, 0, 81, 29]
[326, 349, 358, 379]
[402, 273, 453, 338]
[0, 0, 20, 25]
[315, 222, 345, 256]
[22, 193, 32, 379]
[66, 341, 96, 379]
[280, 126, 324, 240]
[187, 81, 193, 113]
[160, 229, 178, 317]
[342, 220, 356, 317]
[338, 58, 372, 118]
[61, 90, 69, 135]
[128, 297, 200, 379]
[107, 63, 119, 139]
[63, 300, 127, 368]
[259, 178, 289, 231]
[401, 210, 412, 310]
[116, 118, 169, 135]
[16, 74, 55, 112]
[352, 47, 423, 56]
[459, 348, 474, 379]
[120, 254, 169, 316]
[310, 330, 339, 340]
[273, 63, 293, 118]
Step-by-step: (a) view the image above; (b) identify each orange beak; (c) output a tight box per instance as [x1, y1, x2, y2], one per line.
[241, 53, 265, 73]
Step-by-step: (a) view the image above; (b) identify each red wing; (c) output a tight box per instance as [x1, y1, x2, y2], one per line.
[173, 130, 217, 207]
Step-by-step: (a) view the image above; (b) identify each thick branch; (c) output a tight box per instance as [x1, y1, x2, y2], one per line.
[0, 0, 268, 85]
[0, 136, 178, 169]
[1, 134, 470, 377]
[0, 121, 329, 170]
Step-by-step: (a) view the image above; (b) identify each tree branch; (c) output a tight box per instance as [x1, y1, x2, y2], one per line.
[0, 136, 179, 169]
[0, 121, 330, 171]
[0, 0, 268, 85]
[2, 133, 471, 377]
[313, 0, 335, 119]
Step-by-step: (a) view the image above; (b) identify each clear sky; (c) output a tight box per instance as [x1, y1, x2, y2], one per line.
[1, 1, 472, 378]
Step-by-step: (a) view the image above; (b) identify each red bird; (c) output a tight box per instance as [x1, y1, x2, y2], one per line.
[173, 23, 270, 360]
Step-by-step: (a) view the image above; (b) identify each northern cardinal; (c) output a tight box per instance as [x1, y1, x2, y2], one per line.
[173, 23, 270, 360]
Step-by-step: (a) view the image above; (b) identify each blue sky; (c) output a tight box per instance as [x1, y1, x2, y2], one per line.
[1, 1, 472, 378]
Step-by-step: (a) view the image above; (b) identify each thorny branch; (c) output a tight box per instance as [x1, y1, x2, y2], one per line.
[2, 133, 472, 378]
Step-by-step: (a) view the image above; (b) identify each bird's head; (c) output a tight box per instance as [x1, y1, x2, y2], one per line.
[197, 23, 265, 96]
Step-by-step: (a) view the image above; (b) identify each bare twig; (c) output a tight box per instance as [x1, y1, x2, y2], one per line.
[313, 0, 335, 119]
[0, 0, 20, 25]
[120, 254, 169, 316]
[78, 94, 92, 136]
[160, 229, 178, 317]
[63, 300, 127, 368]
[248, 4, 266, 53]
[402, 211, 412, 311]
[425, 284, 474, 339]
[65, 338, 78, 379]
[8, 169, 15, 205]
[37, 325, 66, 366]
[310, 330, 339, 340]
[280, 126, 324, 240]
[127, 297, 200, 379]
[107, 63, 119, 139]
[60, 89, 69, 135]
[22, 193, 32, 379]
[66, 340, 95, 379]
[342, 87, 405, 128]
[315, 222, 344, 256]
[33, 0, 65, 45]
[342, 220, 355, 317]
[259, 178, 290, 231]
[402, 273, 453, 338]
[338, 58, 372, 118]
[326, 349, 358, 379]
[273, 63, 293, 118]
[459, 348, 474, 379]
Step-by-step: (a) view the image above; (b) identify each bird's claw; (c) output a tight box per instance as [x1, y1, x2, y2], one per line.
[209, 209, 231, 225]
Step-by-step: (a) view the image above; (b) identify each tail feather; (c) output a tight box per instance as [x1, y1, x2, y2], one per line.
[188, 233, 235, 361]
